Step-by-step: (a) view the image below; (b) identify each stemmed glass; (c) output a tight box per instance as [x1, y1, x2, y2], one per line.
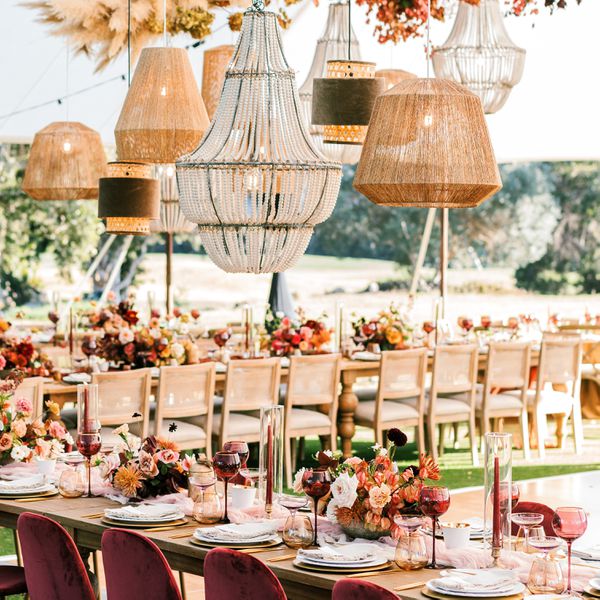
[212, 451, 240, 524]
[223, 441, 249, 485]
[552, 507, 588, 596]
[420, 485, 450, 569]
[511, 512, 543, 553]
[76, 384, 101, 497]
[279, 494, 312, 549]
[394, 515, 428, 570]
[527, 536, 565, 594]
[190, 473, 221, 524]
[302, 469, 331, 546]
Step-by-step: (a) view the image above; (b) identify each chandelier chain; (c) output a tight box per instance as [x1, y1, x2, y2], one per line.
[348, 0, 352, 61]
[426, 0, 431, 78]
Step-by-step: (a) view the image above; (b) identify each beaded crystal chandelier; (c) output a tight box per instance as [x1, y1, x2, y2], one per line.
[432, 0, 525, 114]
[299, 1, 362, 164]
[150, 165, 196, 234]
[176, 3, 342, 274]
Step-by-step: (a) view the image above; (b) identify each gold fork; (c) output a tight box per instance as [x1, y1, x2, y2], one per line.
[266, 554, 297, 563]
[393, 581, 429, 592]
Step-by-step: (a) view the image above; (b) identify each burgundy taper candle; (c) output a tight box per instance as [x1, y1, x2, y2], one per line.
[492, 456, 501, 549]
[266, 422, 273, 506]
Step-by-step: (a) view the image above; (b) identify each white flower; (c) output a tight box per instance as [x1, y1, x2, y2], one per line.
[326, 498, 339, 523]
[275, 311, 284, 319]
[113, 424, 129, 437]
[370, 443, 387, 457]
[171, 342, 185, 359]
[64, 432, 74, 446]
[10, 445, 31, 462]
[99, 453, 120, 479]
[114, 432, 141, 456]
[330, 472, 358, 509]
[49, 439, 63, 459]
[292, 467, 306, 494]
[118, 328, 134, 345]
[149, 328, 161, 340]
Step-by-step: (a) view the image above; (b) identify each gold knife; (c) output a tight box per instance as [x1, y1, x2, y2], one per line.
[349, 569, 399, 579]
[393, 581, 428, 592]
[239, 546, 285, 555]
[15, 497, 54, 503]
[267, 554, 297, 563]
[143, 524, 194, 533]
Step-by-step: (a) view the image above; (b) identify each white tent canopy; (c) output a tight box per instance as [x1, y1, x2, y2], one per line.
[1, 0, 599, 163]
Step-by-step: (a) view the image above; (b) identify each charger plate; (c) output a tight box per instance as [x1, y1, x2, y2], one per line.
[422, 586, 524, 600]
[292, 559, 392, 575]
[101, 517, 188, 529]
[584, 587, 600, 598]
[189, 537, 282, 551]
[0, 489, 58, 500]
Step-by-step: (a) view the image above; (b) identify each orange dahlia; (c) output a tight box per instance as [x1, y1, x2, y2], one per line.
[113, 465, 143, 498]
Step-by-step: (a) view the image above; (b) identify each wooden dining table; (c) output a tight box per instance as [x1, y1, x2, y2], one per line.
[0, 470, 597, 600]
[42, 349, 541, 458]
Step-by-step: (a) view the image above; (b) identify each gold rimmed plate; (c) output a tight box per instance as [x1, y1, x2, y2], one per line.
[101, 517, 188, 529]
[0, 489, 59, 500]
[422, 586, 524, 600]
[292, 558, 393, 575]
[584, 587, 600, 598]
[190, 537, 283, 551]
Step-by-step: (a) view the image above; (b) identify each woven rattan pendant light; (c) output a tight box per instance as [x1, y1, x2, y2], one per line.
[354, 78, 502, 208]
[375, 68, 417, 91]
[23, 121, 107, 200]
[176, 2, 342, 274]
[115, 47, 209, 163]
[311, 1, 385, 156]
[299, 2, 363, 164]
[432, 0, 525, 114]
[201, 45, 235, 121]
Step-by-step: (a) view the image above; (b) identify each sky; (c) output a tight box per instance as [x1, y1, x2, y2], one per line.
[0, 0, 599, 163]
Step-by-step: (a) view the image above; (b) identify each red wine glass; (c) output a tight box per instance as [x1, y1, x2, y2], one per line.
[302, 468, 331, 546]
[76, 433, 101, 497]
[420, 486, 450, 568]
[552, 507, 588, 595]
[481, 316, 492, 329]
[223, 441, 249, 468]
[213, 451, 240, 524]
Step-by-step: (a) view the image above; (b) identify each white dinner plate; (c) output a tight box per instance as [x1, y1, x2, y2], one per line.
[193, 531, 278, 546]
[0, 483, 55, 496]
[105, 511, 185, 524]
[427, 581, 525, 598]
[298, 555, 386, 569]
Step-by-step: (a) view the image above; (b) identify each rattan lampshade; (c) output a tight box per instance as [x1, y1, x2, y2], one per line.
[375, 68, 417, 91]
[98, 162, 160, 235]
[22, 121, 107, 200]
[312, 60, 385, 145]
[201, 45, 235, 121]
[299, 1, 363, 164]
[432, 0, 525, 114]
[115, 47, 210, 164]
[354, 78, 502, 208]
[176, 7, 342, 274]
[150, 165, 196, 234]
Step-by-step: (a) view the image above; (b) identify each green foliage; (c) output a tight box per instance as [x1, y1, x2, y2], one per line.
[0, 150, 101, 308]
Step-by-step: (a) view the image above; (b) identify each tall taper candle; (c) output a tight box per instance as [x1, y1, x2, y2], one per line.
[492, 456, 501, 553]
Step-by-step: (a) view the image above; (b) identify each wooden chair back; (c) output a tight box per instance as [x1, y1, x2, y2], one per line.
[92, 369, 152, 437]
[537, 337, 582, 390]
[285, 354, 340, 408]
[222, 358, 281, 412]
[485, 342, 531, 390]
[431, 344, 479, 396]
[376, 348, 428, 404]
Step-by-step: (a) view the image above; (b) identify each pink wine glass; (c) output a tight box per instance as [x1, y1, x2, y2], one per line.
[552, 507, 588, 595]
[420, 486, 450, 569]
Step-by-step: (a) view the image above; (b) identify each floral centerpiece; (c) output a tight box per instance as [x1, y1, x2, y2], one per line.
[294, 429, 440, 540]
[98, 424, 193, 500]
[0, 374, 73, 463]
[351, 304, 412, 351]
[0, 338, 55, 377]
[82, 298, 140, 333]
[266, 309, 332, 356]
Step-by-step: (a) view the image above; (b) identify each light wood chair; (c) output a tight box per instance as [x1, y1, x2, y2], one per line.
[283, 354, 341, 488]
[505, 336, 583, 458]
[156, 363, 216, 456]
[214, 358, 281, 450]
[91, 369, 152, 445]
[478, 342, 532, 460]
[421, 344, 480, 465]
[354, 348, 427, 453]
[12, 377, 45, 418]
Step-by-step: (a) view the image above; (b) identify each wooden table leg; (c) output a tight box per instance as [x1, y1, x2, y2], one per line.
[338, 372, 358, 458]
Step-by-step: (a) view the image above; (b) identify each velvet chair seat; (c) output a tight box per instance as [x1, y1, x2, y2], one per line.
[204, 547, 287, 600]
[333, 579, 398, 600]
[0, 565, 27, 596]
[102, 529, 182, 600]
[17, 512, 95, 600]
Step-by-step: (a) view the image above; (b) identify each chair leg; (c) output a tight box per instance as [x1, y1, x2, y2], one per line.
[520, 408, 531, 461]
[416, 422, 425, 455]
[13, 530, 21, 567]
[284, 435, 293, 489]
[535, 409, 547, 459]
[329, 427, 337, 453]
[179, 571, 187, 600]
[438, 424, 446, 457]
[375, 427, 383, 448]
[452, 422, 460, 449]
[428, 420, 438, 462]
[298, 437, 306, 461]
[469, 415, 479, 466]
[572, 401, 584, 455]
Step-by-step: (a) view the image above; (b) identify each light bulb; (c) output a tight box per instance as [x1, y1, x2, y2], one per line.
[423, 115, 433, 127]
[63, 141, 72, 153]
[166, 166, 175, 177]
[160, 86, 167, 96]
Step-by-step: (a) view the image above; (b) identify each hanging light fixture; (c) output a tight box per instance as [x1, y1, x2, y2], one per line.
[375, 68, 417, 91]
[311, 0, 384, 152]
[176, 2, 342, 274]
[299, 1, 363, 164]
[432, 0, 526, 114]
[98, 162, 160, 235]
[23, 121, 107, 200]
[201, 45, 235, 121]
[354, 78, 502, 207]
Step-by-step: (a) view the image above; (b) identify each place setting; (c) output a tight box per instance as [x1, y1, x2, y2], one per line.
[101, 504, 189, 530]
[190, 521, 282, 551]
[292, 544, 393, 575]
[0, 476, 58, 500]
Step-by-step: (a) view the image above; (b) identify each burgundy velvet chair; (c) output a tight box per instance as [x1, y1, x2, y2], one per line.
[511, 501, 556, 536]
[333, 579, 398, 600]
[101, 529, 182, 600]
[17, 512, 95, 600]
[204, 547, 287, 600]
[0, 565, 27, 599]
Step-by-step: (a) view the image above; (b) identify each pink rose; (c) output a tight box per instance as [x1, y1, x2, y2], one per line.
[138, 450, 159, 477]
[344, 456, 363, 468]
[299, 326, 313, 341]
[48, 421, 67, 440]
[181, 455, 194, 473]
[11, 419, 27, 438]
[0, 433, 12, 452]
[155, 449, 178, 464]
[0, 355, 5, 370]
[15, 397, 33, 415]
[368, 483, 392, 511]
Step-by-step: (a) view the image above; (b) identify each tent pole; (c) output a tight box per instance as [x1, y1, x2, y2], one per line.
[100, 235, 133, 304]
[165, 232, 173, 315]
[439, 208, 449, 319]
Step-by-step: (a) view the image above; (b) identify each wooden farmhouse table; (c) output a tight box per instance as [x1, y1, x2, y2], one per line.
[0, 470, 596, 600]
[42, 350, 541, 458]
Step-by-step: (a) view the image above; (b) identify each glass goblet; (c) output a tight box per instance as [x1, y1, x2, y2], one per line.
[58, 459, 86, 498]
[527, 536, 565, 595]
[223, 441, 249, 468]
[191, 477, 222, 525]
[278, 497, 313, 550]
[212, 451, 240, 524]
[420, 485, 450, 569]
[394, 515, 428, 571]
[301, 469, 331, 546]
[552, 507, 588, 596]
[512, 513, 544, 553]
